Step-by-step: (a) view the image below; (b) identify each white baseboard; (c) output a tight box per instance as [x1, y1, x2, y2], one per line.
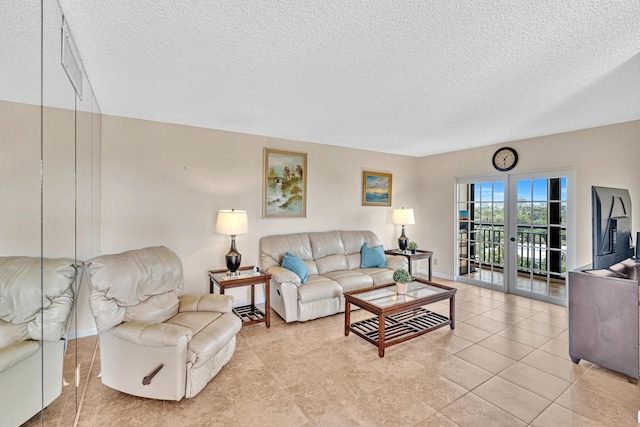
[69, 328, 98, 339]
[433, 272, 455, 281]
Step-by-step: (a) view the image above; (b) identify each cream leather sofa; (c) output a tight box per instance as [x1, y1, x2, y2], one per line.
[87, 246, 242, 401]
[260, 230, 408, 322]
[0, 256, 76, 427]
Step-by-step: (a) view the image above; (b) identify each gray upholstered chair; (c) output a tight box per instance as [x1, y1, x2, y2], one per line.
[0, 256, 76, 427]
[86, 246, 241, 400]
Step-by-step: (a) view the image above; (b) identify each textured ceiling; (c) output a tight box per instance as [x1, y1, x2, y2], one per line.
[54, 1, 640, 156]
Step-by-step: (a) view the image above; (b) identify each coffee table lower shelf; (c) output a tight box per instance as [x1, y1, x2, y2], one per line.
[349, 308, 451, 352]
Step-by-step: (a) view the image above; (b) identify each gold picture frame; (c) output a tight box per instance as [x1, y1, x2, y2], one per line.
[362, 171, 392, 206]
[263, 148, 307, 218]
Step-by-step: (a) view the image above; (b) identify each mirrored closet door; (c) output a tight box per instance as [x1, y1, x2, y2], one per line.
[1, 1, 101, 425]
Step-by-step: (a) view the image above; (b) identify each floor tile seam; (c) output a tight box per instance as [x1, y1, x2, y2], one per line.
[497, 393, 555, 425]
[492, 305, 542, 318]
[444, 354, 495, 382]
[535, 344, 573, 362]
[429, 411, 459, 427]
[443, 390, 527, 425]
[474, 335, 537, 360]
[468, 299, 508, 310]
[472, 372, 558, 425]
[526, 401, 572, 427]
[505, 323, 559, 341]
[550, 376, 635, 424]
[518, 318, 568, 333]
[475, 311, 523, 327]
[566, 370, 640, 411]
[519, 352, 591, 385]
[494, 367, 569, 403]
[452, 345, 518, 377]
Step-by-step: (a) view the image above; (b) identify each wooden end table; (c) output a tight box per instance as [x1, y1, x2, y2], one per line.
[344, 278, 456, 357]
[208, 266, 271, 327]
[385, 249, 434, 279]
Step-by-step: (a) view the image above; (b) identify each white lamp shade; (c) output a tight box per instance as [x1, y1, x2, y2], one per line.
[392, 208, 415, 225]
[215, 209, 249, 235]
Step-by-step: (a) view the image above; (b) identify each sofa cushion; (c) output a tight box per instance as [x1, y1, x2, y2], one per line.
[88, 246, 184, 332]
[260, 233, 313, 270]
[282, 253, 309, 283]
[322, 270, 373, 292]
[316, 254, 349, 274]
[0, 320, 28, 349]
[0, 256, 75, 342]
[340, 230, 382, 254]
[298, 276, 342, 303]
[124, 290, 180, 323]
[359, 268, 395, 285]
[360, 243, 387, 268]
[309, 231, 345, 259]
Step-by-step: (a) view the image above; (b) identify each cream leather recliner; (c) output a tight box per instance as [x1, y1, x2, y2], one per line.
[0, 256, 76, 427]
[86, 246, 241, 401]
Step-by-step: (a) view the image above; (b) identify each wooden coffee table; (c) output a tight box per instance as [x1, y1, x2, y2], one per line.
[344, 278, 456, 357]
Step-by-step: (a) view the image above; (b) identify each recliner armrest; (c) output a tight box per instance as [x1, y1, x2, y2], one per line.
[112, 321, 192, 348]
[267, 265, 301, 285]
[178, 294, 234, 313]
[0, 341, 40, 374]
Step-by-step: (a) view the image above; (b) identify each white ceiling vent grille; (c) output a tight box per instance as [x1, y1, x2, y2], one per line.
[61, 16, 83, 99]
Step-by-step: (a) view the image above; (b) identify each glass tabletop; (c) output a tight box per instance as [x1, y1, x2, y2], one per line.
[354, 281, 448, 308]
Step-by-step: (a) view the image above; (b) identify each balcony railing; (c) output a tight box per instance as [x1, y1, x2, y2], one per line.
[463, 222, 566, 277]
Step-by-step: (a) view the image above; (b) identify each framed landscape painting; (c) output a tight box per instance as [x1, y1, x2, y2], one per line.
[362, 171, 392, 206]
[263, 148, 307, 218]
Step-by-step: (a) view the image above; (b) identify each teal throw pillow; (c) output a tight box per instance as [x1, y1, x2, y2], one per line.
[360, 242, 387, 268]
[282, 252, 309, 283]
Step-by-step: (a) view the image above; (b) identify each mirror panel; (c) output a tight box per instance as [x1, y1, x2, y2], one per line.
[1, 1, 101, 425]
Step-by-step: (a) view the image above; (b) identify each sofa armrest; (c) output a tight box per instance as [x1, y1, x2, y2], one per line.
[385, 255, 408, 270]
[266, 266, 301, 286]
[112, 321, 192, 348]
[178, 294, 234, 313]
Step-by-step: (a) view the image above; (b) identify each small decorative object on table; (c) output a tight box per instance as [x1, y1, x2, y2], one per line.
[407, 241, 419, 254]
[393, 268, 411, 294]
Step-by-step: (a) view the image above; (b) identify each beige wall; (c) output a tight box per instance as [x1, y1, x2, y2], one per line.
[1, 100, 98, 258]
[100, 114, 419, 307]
[416, 120, 640, 278]
[6, 99, 640, 336]
[1, 100, 102, 337]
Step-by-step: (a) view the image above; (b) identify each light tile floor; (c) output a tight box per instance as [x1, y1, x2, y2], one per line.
[24, 277, 640, 426]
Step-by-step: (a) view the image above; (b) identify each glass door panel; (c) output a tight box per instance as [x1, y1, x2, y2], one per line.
[458, 172, 573, 305]
[508, 174, 572, 303]
[457, 179, 505, 290]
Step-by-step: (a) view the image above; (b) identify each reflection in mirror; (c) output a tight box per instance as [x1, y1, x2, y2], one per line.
[1, 1, 101, 425]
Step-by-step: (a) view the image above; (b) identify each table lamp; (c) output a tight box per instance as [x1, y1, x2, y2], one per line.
[392, 207, 415, 251]
[215, 209, 249, 276]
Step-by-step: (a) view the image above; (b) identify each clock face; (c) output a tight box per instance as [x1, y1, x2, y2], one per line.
[492, 147, 518, 171]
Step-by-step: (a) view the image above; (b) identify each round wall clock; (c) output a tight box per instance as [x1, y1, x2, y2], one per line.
[492, 147, 518, 172]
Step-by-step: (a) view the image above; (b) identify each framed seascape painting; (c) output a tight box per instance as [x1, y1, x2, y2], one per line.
[263, 148, 307, 218]
[362, 171, 392, 206]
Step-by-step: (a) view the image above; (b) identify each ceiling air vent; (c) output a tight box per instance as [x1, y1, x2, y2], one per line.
[61, 16, 83, 99]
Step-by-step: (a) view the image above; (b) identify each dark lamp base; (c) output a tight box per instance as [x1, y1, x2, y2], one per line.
[225, 235, 242, 275]
[398, 226, 409, 251]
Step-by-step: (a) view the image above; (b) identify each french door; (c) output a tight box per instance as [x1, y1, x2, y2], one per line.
[457, 170, 574, 304]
